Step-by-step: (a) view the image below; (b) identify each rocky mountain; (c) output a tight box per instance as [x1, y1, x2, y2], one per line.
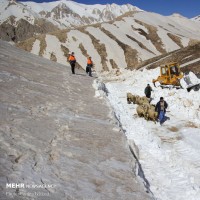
[0, 0, 141, 41]
[16, 11, 200, 72]
[0, 0, 59, 42]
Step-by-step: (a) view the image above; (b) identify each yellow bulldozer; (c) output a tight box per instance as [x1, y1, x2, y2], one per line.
[152, 62, 200, 91]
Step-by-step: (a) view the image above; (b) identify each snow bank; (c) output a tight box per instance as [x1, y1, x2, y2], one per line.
[97, 68, 200, 200]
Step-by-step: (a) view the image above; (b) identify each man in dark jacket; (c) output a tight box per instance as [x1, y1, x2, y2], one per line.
[144, 84, 153, 98]
[155, 97, 168, 124]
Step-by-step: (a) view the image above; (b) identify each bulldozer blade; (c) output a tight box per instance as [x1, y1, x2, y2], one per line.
[187, 83, 200, 92]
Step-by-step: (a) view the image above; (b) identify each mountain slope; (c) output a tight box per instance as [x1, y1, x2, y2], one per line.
[0, 0, 142, 42]
[16, 11, 200, 72]
[0, 0, 59, 42]
[137, 41, 200, 76]
[0, 40, 152, 200]
[191, 15, 200, 22]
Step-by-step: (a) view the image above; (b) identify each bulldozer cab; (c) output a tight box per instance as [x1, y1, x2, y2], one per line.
[160, 63, 180, 78]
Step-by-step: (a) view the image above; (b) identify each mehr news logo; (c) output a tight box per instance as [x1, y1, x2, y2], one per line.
[6, 183, 55, 189]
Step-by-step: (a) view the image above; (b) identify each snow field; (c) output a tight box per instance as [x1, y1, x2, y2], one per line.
[102, 22, 159, 60]
[31, 39, 40, 55]
[44, 35, 67, 64]
[86, 27, 127, 70]
[0, 0, 38, 25]
[95, 68, 200, 200]
[135, 12, 200, 41]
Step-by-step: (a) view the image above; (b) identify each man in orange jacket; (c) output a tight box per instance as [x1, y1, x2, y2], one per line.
[68, 52, 76, 74]
[86, 56, 93, 77]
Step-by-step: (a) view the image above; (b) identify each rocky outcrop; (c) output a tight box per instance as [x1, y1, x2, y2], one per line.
[0, 17, 59, 42]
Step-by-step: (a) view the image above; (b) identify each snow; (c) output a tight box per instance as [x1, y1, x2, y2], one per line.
[65, 30, 102, 72]
[156, 29, 180, 51]
[86, 27, 127, 70]
[123, 17, 161, 55]
[134, 12, 200, 41]
[191, 15, 200, 22]
[44, 35, 67, 64]
[169, 14, 200, 33]
[23, 0, 141, 20]
[0, 0, 38, 24]
[95, 68, 200, 200]
[64, 31, 90, 68]
[102, 22, 159, 60]
[180, 58, 200, 67]
[31, 39, 40, 55]
[1, 0, 141, 28]
[180, 37, 190, 47]
[180, 72, 200, 89]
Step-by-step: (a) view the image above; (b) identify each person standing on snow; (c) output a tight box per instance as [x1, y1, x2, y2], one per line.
[155, 97, 168, 125]
[68, 52, 76, 74]
[144, 84, 153, 98]
[86, 56, 93, 77]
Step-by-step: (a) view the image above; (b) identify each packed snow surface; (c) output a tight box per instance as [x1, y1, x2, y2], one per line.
[96, 68, 200, 200]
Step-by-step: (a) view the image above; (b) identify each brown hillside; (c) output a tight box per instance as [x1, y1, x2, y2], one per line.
[137, 42, 200, 76]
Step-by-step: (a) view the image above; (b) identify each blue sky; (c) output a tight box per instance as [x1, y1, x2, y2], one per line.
[20, 0, 200, 18]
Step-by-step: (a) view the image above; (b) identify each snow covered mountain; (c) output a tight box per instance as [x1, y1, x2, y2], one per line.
[0, 0, 59, 41]
[0, 0, 39, 25]
[22, 0, 142, 27]
[0, 0, 141, 41]
[192, 15, 200, 22]
[16, 11, 200, 72]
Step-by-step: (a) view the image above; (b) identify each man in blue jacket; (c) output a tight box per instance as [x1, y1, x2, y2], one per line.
[155, 97, 168, 124]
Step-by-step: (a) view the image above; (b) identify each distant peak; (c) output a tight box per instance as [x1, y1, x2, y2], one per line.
[171, 13, 184, 18]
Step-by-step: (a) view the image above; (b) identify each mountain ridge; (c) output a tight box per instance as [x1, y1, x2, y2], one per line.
[16, 11, 200, 72]
[0, 0, 143, 41]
